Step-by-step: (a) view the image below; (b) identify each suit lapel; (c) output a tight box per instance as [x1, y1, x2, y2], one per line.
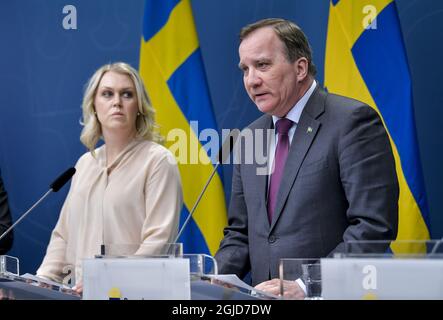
[270, 86, 327, 231]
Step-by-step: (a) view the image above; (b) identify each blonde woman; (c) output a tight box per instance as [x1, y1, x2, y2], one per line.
[37, 62, 182, 290]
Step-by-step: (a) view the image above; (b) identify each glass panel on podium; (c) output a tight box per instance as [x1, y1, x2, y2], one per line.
[340, 239, 443, 257]
[0, 255, 19, 276]
[183, 253, 218, 277]
[0, 255, 80, 300]
[96, 242, 183, 258]
[279, 258, 323, 300]
[83, 243, 279, 300]
[83, 242, 189, 300]
[322, 240, 443, 299]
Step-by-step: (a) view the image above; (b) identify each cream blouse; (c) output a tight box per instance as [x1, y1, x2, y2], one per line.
[36, 139, 182, 284]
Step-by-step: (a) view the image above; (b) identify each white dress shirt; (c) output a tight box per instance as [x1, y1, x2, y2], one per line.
[267, 79, 317, 180]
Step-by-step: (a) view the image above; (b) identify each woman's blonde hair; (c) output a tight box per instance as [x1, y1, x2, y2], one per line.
[80, 62, 163, 153]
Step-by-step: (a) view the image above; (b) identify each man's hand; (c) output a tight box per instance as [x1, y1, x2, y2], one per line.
[254, 278, 305, 300]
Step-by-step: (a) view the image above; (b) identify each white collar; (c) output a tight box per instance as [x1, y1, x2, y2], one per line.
[272, 79, 317, 126]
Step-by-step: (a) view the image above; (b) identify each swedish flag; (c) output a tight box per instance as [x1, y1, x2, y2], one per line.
[325, 0, 430, 252]
[139, 0, 227, 255]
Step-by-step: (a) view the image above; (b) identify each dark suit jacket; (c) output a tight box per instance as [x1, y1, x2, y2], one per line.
[215, 85, 399, 286]
[0, 172, 13, 254]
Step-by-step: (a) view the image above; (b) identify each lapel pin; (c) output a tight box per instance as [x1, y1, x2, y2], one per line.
[307, 127, 313, 133]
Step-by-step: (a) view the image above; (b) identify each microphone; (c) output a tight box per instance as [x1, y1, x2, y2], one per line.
[174, 130, 239, 243]
[0, 167, 76, 242]
[50, 167, 76, 192]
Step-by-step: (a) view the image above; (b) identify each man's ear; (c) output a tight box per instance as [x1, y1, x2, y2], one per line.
[294, 57, 309, 82]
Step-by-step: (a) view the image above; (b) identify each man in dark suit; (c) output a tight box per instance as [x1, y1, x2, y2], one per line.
[0, 169, 13, 254]
[214, 18, 398, 298]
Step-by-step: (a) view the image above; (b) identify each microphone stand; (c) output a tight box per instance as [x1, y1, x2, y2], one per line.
[0, 190, 52, 242]
[174, 161, 221, 243]
[174, 129, 239, 244]
[0, 167, 76, 243]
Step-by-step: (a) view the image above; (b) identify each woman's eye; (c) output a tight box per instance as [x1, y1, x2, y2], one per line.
[122, 91, 133, 98]
[102, 91, 113, 97]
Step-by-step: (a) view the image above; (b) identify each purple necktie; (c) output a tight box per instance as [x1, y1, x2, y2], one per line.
[267, 118, 293, 223]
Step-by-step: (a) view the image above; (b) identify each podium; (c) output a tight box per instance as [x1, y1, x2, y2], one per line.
[0, 276, 80, 300]
[0, 247, 276, 300]
[0, 271, 264, 300]
[82, 249, 275, 300]
[0, 256, 80, 300]
[191, 279, 264, 300]
[279, 240, 443, 300]
[321, 240, 443, 299]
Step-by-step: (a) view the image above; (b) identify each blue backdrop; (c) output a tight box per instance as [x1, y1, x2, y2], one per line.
[0, 0, 441, 275]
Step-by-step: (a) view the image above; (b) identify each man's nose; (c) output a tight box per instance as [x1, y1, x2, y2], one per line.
[246, 69, 262, 88]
